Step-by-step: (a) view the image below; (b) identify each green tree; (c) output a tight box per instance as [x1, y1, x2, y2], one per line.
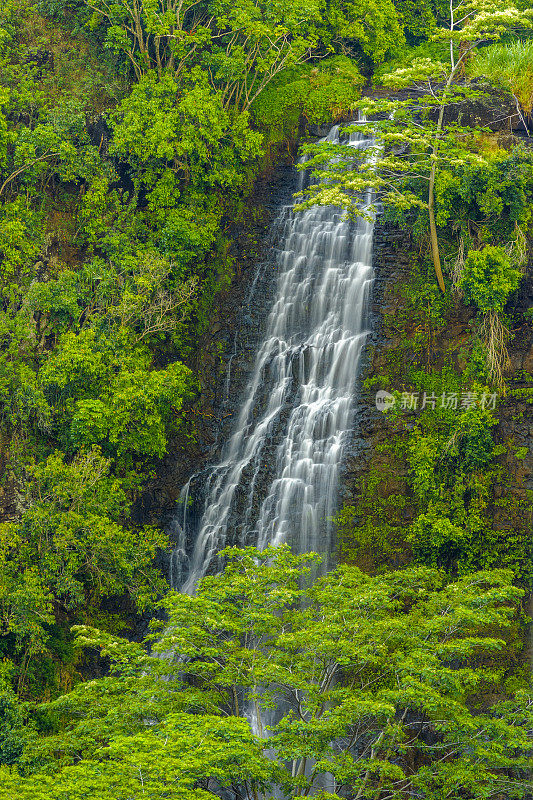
[0, 713, 274, 799]
[84, 0, 402, 93]
[391, 0, 442, 42]
[39, 328, 194, 468]
[0, 558, 54, 695]
[0, 103, 102, 204]
[0, 665, 36, 770]
[7, 547, 532, 798]
[302, 0, 533, 292]
[0, 448, 167, 693]
[109, 71, 263, 205]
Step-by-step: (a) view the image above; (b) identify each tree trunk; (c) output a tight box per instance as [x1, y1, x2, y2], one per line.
[428, 162, 445, 292]
[428, 69, 457, 293]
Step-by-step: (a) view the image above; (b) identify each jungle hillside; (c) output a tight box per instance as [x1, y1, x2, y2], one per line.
[0, 1, 532, 798]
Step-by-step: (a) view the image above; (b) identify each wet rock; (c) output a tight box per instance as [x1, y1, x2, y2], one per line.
[438, 85, 521, 133]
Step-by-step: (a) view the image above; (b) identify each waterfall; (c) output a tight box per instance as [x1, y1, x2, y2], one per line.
[173, 123, 376, 595]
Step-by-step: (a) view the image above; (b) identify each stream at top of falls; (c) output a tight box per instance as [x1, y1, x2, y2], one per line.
[170, 122, 377, 595]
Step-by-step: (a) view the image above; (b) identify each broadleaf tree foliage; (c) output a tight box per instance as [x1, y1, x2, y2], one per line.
[2, 548, 532, 799]
[301, 0, 533, 291]
[84, 0, 402, 92]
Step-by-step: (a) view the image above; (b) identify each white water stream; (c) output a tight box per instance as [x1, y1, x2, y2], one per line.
[172, 123, 376, 594]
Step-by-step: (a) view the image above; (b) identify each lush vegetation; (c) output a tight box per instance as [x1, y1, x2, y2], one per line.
[1, 547, 533, 798]
[469, 39, 533, 115]
[0, 0, 532, 795]
[0, 0, 402, 697]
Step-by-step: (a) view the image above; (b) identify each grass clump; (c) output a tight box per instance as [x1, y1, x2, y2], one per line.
[469, 40, 533, 113]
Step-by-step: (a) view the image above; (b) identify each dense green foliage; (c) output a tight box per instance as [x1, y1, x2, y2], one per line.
[460, 246, 521, 313]
[0, 0, 401, 697]
[1, 548, 532, 798]
[0, 0, 532, 795]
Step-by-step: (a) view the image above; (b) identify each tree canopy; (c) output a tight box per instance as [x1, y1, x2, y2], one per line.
[2, 548, 531, 799]
[301, 0, 533, 291]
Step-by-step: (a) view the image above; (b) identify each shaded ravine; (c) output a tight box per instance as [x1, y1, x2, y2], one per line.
[171, 123, 376, 594]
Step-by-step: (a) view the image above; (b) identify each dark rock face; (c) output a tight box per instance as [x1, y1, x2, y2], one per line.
[340, 220, 414, 511]
[85, 114, 112, 152]
[342, 216, 533, 523]
[366, 83, 527, 134]
[439, 86, 525, 133]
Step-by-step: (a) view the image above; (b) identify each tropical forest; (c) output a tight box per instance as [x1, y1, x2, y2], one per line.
[0, 0, 532, 797]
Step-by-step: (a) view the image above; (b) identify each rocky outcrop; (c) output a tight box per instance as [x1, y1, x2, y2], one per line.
[366, 82, 528, 135]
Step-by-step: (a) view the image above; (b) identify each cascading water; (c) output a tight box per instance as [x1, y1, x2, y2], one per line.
[172, 123, 376, 595]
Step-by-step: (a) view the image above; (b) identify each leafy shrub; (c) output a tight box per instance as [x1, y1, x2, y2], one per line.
[459, 246, 521, 313]
[435, 150, 533, 233]
[410, 512, 468, 571]
[252, 56, 364, 136]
